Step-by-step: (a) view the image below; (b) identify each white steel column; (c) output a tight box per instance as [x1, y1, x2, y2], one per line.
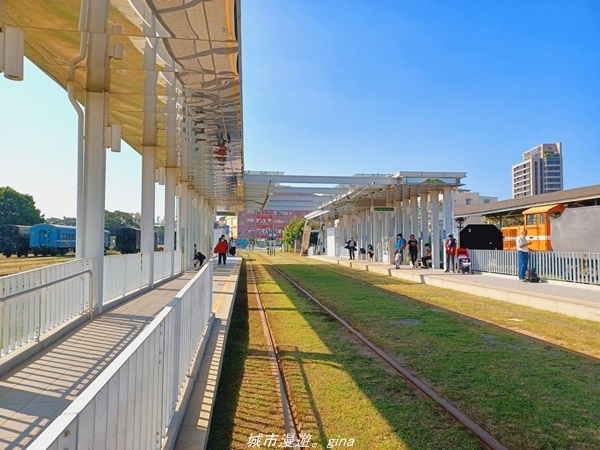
[347, 212, 354, 243]
[339, 215, 346, 256]
[165, 169, 176, 252]
[336, 216, 344, 257]
[201, 197, 209, 255]
[163, 73, 177, 273]
[82, 92, 107, 313]
[361, 210, 367, 256]
[164, 177, 175, 272]
[394, 199, 401, 235]
[402, 199, 409, 236]
[383, 211, 390, 263]
[442, 187, 453, 271]
[420, 193, 428, 247]
[431, 190, 441, 269]
[141, 18, 158, 281]
[373, 213, 381, 262]
[141, 146, 156, 255]
[410, 194, 419, 235]
[443, 187, 454, 238]
[367, 211, 373, 257]
[191, 193, 197, 265]
[79, 0, 109, 313]
[179, 182, 188, 254]
[197, 196, 203, 252]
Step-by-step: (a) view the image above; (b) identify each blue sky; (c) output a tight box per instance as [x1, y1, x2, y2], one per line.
[2, 0, 599, 219]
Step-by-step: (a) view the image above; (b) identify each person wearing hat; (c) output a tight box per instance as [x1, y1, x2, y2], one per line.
[444, 234, 457, 272]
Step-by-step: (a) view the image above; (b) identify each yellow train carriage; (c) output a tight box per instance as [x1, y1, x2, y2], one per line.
[502, 204, 565, 251]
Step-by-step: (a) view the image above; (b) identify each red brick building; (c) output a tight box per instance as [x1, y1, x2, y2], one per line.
[237, 210, 310, 241]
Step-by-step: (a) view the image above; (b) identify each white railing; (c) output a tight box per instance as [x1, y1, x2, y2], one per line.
[154, 250, 166, 282]
[471, 250, 600, 285]
[174, 249, 182, 274]
[153, 250, 182, 283]
[0, 251, 184, 361]
[27, 262, 214, 450]
[0, 259, 94, 357]
[103, 253, 151, 303]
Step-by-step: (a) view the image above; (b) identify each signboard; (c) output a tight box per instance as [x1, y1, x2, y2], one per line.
[370, 206, 395, 212]
[217, 211, 236, 216]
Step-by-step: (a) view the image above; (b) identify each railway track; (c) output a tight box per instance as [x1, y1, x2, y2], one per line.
[247, 255, 508, 450]
[247, 259, 303, 448]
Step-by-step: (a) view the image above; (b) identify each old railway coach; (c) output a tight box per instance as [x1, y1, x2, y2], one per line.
[0, 225, 31, 257]
[114, 227, 141, 254]
[29, 224, 76, 256]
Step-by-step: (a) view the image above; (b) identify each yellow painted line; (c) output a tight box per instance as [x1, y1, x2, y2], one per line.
[212, 265, 238, 314]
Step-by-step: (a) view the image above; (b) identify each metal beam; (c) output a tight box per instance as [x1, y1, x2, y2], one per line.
[244, 173, 397, 185]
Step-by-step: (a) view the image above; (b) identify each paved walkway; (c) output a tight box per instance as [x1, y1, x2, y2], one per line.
[311, 255, 600, 322]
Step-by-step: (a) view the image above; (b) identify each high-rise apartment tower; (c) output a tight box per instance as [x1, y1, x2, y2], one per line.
[512, 143, 563, 198]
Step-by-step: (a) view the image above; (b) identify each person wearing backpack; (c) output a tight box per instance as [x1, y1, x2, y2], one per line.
[394, 233, 406, 268]
[444, 234, 457, 272]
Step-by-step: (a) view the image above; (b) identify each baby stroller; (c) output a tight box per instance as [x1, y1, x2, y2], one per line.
[456, 248, 472, 274]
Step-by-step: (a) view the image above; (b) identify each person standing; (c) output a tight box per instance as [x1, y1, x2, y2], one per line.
[407, 234, 419, 268]
[517, 227, 530, 281]
[214, 235, 228, 265]
[394, 233, 406, 268]
[346, 237, 357, 260]
[444, 234, 457, 272]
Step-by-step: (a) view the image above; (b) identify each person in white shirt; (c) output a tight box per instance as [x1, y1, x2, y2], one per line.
[517, 227, 530, 281]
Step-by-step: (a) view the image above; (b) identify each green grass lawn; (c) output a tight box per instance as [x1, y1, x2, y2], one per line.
[0, 254, 77, 277]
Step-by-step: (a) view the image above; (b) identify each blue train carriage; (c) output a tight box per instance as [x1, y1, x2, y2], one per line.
[114, 227, 141, 254]
[0, 225, 31, 257]
[30, 223, 76, 256]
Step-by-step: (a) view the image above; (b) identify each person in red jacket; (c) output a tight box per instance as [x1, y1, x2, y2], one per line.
[214, 235, 228, 265]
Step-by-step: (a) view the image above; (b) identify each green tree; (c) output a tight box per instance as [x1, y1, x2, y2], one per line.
[47, 216, 76, 226]
[104, 210, 140, 234]
[0, 186, 44, 225]
[282, 217, 305, 248]
[155, 225, 165, 245]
